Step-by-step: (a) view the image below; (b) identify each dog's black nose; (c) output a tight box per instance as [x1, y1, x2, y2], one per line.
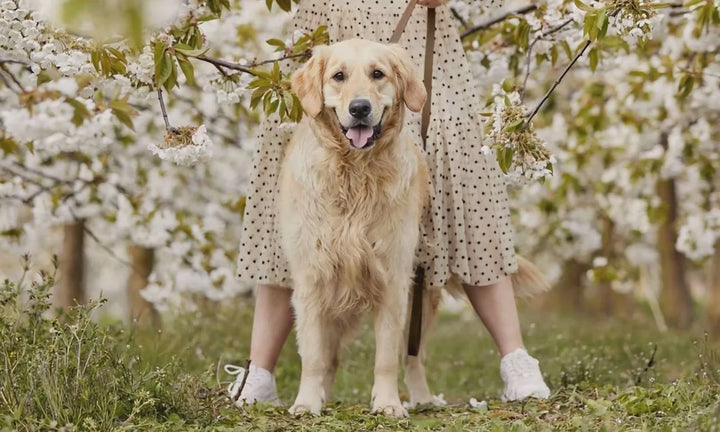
[349, 99, 372, 119]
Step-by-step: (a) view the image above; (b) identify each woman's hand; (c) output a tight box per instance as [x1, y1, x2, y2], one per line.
[418, 0, 444, 8]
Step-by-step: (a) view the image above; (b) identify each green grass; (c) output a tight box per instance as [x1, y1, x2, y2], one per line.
[1, 264, 720, 431]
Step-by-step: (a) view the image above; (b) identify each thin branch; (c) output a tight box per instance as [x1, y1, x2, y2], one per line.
[450, 7, 468, 29]
[543, 18, 575, 37]
[253, 52, 309, 67]
[524, 8, 620, 125]
[520, 18, 575, 102]
[520, 38, 541, 103]
[156, 87, 173, 132]
[194, 51, 309, 76]
[209, 61, 229, 77]
[0, 59, 30, 66]
[80, 221, 135, 269]
[524, 39, 591, 124]
[460, 4, 538, 40]
[6, 161, 70, 185]
[0, 63, 26, 93]
[195, 55, 255, 75]
[0, 70, 19, 94]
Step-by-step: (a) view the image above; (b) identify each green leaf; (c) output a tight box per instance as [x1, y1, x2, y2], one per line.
[90, 49, 100, 72]
[156, 52, 173, 88]
[277, 0, 292, 12]
[109, 99, 138, 130]
[677, 74, 695, 98]
[574, 0, 596, 12]
[0, 136, 19, 155]
[66, 98, 91, 127]
[250, 68, 273, 80]
[291, 93, 303, 121]
[271, 61, 281, 81]
[154, 41, 166, 64]
[584, 13, 598, 40]
[250, 86, 267, 109]
[596, 10, 608, 39]
[247, 77, 271, 89]
[266, 38, 286, 49]
[650, 2, 676, 8]
[497, 147, 515, 174]
[174, 45, 209, 57]
[163, 56, 178, 91]
[36, 70, 54, 86]
[561, 40, 573, 60]
[505, 118, 525, 132]
[588, 47, 599, 71]
[177, 55, 195, 86]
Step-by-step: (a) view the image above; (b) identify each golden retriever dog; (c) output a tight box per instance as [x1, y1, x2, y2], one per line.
[279, 38, 549, 417]
[279, 39, 427, 417]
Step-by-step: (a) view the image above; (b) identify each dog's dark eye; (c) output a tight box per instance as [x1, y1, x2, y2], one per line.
[372, 69, 384, 79]
[333, 71, 345, 82]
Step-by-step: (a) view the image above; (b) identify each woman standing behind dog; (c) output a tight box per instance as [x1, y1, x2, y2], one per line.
[229, 0, 551, 406]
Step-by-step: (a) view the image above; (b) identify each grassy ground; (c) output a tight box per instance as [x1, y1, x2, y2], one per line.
[2, 269, 720, 431]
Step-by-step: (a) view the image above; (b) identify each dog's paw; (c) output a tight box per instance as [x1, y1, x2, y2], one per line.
[372, 401, 408, 418]
[404, 393, 447, 410]
[289, 398, 323, 416]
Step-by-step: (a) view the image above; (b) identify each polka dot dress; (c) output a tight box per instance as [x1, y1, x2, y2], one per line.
[237, 0, 518, 290]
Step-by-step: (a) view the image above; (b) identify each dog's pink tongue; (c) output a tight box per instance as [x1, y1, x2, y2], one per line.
[345, 126, 374, 148]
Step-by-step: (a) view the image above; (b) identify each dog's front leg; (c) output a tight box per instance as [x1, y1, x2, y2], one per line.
[290, 292, 336, 416]
[371, 281, 409, 418]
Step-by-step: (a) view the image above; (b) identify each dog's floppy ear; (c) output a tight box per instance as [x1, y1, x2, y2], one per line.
[388, 45, 426, 113]
[291, 45, 328, 118]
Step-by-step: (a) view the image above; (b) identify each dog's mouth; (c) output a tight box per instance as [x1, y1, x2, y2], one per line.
[339, 110, 385, 150]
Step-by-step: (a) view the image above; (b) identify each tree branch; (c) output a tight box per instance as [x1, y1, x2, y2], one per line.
[525, 39, 591, 125]
[79, 219, 136, 270]
[156, 87, 173, 132]
[524, 9, 620, 126]
[194, 51, 310, 76]
[195, 55, 255, 75]
[460, 4, 538, 40]
[450, 7, 468, 29]
[520, 18, 575, 102]
[0, 61, 27, 93]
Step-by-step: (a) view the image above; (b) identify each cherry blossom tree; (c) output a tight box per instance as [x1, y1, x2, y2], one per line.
[2, 0, 719, 333]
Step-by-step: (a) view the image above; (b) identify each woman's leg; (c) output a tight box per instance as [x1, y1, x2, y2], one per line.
[249, 284, 294, 371]
[464, 275, 551, 401]
[228, 284, 294, 406]
[463, 276, 523, 357]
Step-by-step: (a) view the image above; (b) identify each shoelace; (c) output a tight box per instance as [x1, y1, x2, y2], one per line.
[225, 360, 251, 402]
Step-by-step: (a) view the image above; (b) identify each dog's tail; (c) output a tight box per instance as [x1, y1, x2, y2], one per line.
[511, 255, 552, 298]
[441, 255, 551, 298]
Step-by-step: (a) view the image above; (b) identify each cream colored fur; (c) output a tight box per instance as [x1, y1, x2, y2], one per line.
[279, 39, 428, 418]
[279, 39, 550, 418]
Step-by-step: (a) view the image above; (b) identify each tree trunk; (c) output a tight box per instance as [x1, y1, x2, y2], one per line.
[547, 258, 587, 312]
[707, 239, 720, 338]
[58, 220, 86, 307]
[656, 138, 692, 328]
[593, 217, 633, 317]
[127, 245, 159, 328]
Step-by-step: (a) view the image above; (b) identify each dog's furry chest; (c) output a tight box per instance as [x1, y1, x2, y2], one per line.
[278, 130, 422, 313]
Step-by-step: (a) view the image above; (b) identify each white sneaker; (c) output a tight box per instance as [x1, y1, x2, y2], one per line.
[225, 363, 283, 407]
[500, 348, 551, 402]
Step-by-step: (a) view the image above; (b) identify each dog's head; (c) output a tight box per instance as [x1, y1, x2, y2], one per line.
[291, 39, 426, 150]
